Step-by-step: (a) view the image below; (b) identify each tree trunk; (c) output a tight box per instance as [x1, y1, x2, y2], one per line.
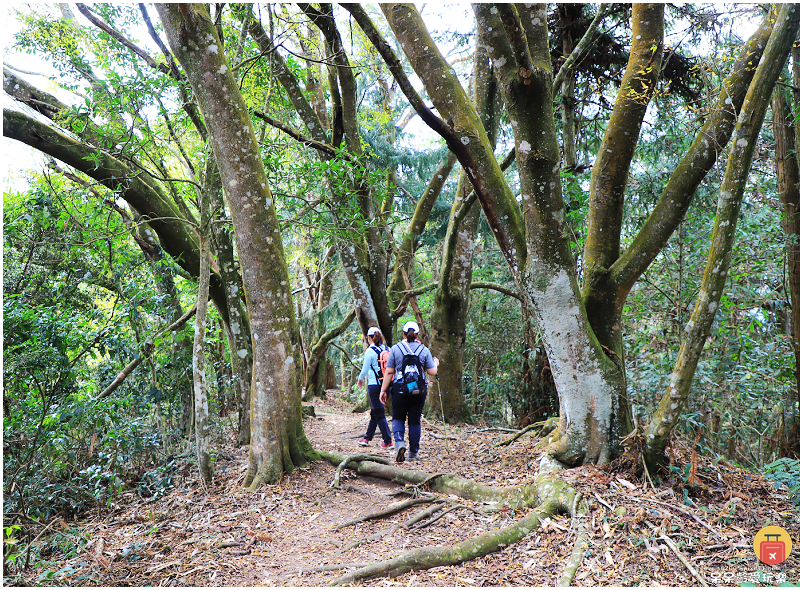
[427, 188, 479, 423]
[203, 155, 253, 446]
[192, 183, 213, 484]
[303, 308, 356, 402]
[428, 33, 498, 423]
[158, 4, 317, 488]
[387, 152, 458, 319]
[644, 4, 800, 469]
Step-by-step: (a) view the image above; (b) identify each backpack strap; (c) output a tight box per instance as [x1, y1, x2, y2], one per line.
[400, 341, 420, 356]
[368, 345, 382, 383]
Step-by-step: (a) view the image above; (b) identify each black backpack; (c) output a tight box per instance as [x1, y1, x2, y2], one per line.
[397, 341, 426, 395]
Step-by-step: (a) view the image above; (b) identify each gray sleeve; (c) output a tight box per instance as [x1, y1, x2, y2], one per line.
[420, 346, 435, 369]
[386, 345, 400, 370]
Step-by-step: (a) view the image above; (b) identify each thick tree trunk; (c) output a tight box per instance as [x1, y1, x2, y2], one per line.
[473, 4, 636, 464]
[428, 36, 497, 423]
[774, 84, 800, 413]
[203, 156, 253, 446]
[158, 4, 317, 488]
[644, 4, 800, 469]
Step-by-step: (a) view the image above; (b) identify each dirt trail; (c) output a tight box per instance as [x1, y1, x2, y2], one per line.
[14, 391, 800, 587]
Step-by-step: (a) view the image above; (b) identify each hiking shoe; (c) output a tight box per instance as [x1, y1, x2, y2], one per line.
[395, 445, 406, 463]
[408, 452, 418, 461]
[357, 437, 370, 447]
[380, 440, 394, 450]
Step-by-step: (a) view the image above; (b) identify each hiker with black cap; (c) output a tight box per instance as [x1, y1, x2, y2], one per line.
[379, 321, 439, 462]
[356, 327, 394, 450]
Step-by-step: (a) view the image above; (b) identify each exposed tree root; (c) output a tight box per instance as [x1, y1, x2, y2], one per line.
[331, 453, 389, 489]
[318, 450, 589, 586]
[495, 416, 560, 447]
[557, 495, 590, 587]
[331, 500, 560, 585]
[318, 450, 538, 509]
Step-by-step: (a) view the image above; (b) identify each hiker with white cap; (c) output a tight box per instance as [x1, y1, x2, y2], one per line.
[356, 327, 393, 449]
[379, 321, 439, 462]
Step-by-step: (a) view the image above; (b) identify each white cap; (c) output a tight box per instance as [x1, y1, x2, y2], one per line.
[402, 321, 420, 333]
[367, 327, 380, 336]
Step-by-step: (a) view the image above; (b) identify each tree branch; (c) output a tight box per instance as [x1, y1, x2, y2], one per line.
[551, 4, 611, 93]
[97, 304, 197, 399]
[252, 110, 337, 156]
[76, 4, 172, 77]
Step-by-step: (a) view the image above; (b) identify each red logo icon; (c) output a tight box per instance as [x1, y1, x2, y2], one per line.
[754, 526, 792, 566]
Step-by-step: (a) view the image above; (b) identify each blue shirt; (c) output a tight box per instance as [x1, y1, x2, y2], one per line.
[358, 344, 387, 386]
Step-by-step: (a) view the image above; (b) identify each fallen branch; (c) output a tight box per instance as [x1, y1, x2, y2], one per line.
[495, 423, 539, 447]
[333, 494, 436, 530]
[335, 502, 445, 555]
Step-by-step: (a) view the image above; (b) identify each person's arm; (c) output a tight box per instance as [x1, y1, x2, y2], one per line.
[357, 348, 373, 387]
[379, 368, 395, 404]
[425, 348, 439, 377]
[379, 348, 396, 404]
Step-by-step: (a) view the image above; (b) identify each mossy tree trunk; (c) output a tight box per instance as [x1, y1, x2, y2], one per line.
[387, 152, 458, 320]
[158, 3, 318, 489]
[428, 34, 498, 423]
[643, 4, 800, 469]
[360, 2, 782, 466]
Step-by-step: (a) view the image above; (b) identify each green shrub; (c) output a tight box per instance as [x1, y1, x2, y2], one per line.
[763, 458, 800, 506]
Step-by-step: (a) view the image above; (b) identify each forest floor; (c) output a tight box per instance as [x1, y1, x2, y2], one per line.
[12, 389, 800, 587]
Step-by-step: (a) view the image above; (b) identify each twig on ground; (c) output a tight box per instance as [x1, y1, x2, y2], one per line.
[625, 496, 723, 541]
[495, 424, 540, 447]
[645, 520, 708, 586]
[593, 491, 615, 511]
[335, 502, 445, 555]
